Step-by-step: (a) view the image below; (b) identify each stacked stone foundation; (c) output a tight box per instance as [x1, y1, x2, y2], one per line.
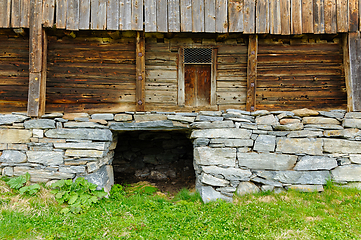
[1, 109, 361, 202]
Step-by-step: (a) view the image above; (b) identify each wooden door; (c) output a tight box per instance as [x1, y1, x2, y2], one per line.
[185, 64, 211, 106]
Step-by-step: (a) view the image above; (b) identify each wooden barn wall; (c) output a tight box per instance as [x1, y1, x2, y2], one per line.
[257, 37, 347, 110]
[0, 30, 29, 113]
[46, 32, 137, 113]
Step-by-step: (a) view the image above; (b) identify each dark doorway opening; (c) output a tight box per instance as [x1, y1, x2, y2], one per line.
[112, 130, 195, 194]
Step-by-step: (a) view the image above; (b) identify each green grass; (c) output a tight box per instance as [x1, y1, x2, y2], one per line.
[1, 180, 361, 240]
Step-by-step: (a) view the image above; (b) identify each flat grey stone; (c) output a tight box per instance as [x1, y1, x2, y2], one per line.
[64, 122, 108, 128]
[251, 110, 270, 116]
[193, 138, 210, 147]
[41, 113, 63, 118]
[114, 114, 132, 122]
[277, 112, 295, 119]
[255, 170, 330, 185]
[216, 187, 237, 193]
[54, 142, 108, 150]
[332, 165, 361, 182]
[82, 165, 114, 192]
[257, 125, 273, 131]
[255, 114, 278, 125]
[319, 110, 345, 120]
[202, 166, 252, 181]
[167, 115, 195, 123]
[238, 152, 297, 170]
[241, 123, 257, 130]
[304, 124, 344, 130]
[210, 139, 253, 147]
[3, 166, 14, 176]
[27, 151, 63, 166]
[324, 139, 361, 154]
[45, 128, 112, 141]
[91, 114, 114, 120]
[14, 166, 74, 180]
[292, 108, 319, 117]
[254, 135, 276, 152]
[261, 185, 275, 192]
[226, 109, 251, 115]
[199, 111, 223, 117]
[194, 147, 236, 167]
[110, 120, 182, 131]
[65, 150, 105, 158]
[268, 131, 290, 136]
[0, 150, 26, 164]
[273, 123, 304, 131]
[236, 182, 260, 196]
[191, 129, 251, 139]
[349, 154, 361, 164]
[191, 121, 235, 129]
[345, 112, 361, 119]
[343, 119, 361, 128]
[250, 176, 283, 187]
[134, 114, 168, 122]
[196, 115, 224, 122]
[175, 112, 198, 117]
[24, 119, 55, 129]
[223, 113, 254, 122]
[196, 184, 233, 203]
[342, 182, 361, 190]
[200, 173, 229, 186]
[0, 114, 29, 125]
[54, 118, 68, 123]
[74, 117, 89, 122]
[287, 130, 323, 138]
[288, 185, 324, 192]
[303, 117, 340, 125]
[59, 166, 86, 174]
[324, 129, 360, 138]
[294, 156, 338, 170]
[276, 138, 323, 155]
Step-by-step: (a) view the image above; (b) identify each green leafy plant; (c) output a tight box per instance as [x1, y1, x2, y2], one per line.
[5, 172, 40, 195]
[50, 177, 107, 214]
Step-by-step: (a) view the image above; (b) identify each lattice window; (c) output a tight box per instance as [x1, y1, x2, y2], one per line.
[183, 48, 213, 64]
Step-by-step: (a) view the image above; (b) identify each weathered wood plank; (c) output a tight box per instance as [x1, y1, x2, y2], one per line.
[211, 48, 217, 105]
[280, 0, 291, 35]
[43, 0, 55, 27]
[132, 0, 143, 30]
[39, 29, 47, 116]
[178, 48, 185, 106]
[270, 0, 281, 34]
[256, 0, 269, 33]
[349, 0, 359, 32]
[107, 0, 119, 30]
[228, 0, 244, 32]
[119, 0, 132, 30]
[56, 0, 67, 29]
[91, 0, 106, 30]
[324, 0, 337, 33]
[11, 0, 21, 28]
[181, 0, 192, 32]
[168, 0, 180, 32]
[145, 0, 156, 32]
[136, 31, 146, 111]
[314, 0, 325, 33]
[20, 0, 30, 27]
[216, 0, 228, 33]
[79, 0, 90, 29]
[291, 0, 302, 34]
[192, 0, 205, 32]
[156, 0, 167, 32]
[204, 0, 216, 32]
[67, 0, 80, 30]
[243, 0, 255, 33]
[246, 35, 257, 111]
[302, 0, 313, 33]
[0, 0, 11, 27]
[336, 0, 348, 32]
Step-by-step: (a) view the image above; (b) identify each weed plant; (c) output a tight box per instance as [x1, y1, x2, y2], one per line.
[1, 180, 361, 239]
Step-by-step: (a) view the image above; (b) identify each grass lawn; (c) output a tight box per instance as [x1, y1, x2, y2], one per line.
[1, 180, 361, 240]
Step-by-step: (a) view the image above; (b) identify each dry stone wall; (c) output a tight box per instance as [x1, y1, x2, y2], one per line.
[1, 109, 361, 202]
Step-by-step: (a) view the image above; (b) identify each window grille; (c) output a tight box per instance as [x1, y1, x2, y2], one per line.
[184, 48, 213, 64]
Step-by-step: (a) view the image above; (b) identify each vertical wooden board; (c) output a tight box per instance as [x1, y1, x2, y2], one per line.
[314, 0, 325, 33]
[270, 0, 281, 34]
[291, 0, 302, 34]
[246, 35, 257, 111]
[324, 0, 336, 33]
[43, 0, 55, 27]
[91, 0, 106, 30]
[67, 0, 80, 30]
[204, 0, 215, 32]
[349, 0, 359, 32]
[0, 0, 11, 27]
[120, 0, 132, 30]
[20, 0, 30, 27]
[39, 29, 47, 115]
[181, 0, 192, 32]
[79, 0, 90, 29]
[168, 0, 180, 32]
[11, 0, 21, 28]
[280, 0, 291, 35]
[228, 0, 244, 32]
[243, 0, 255, 33]
[132, 0, 143, 30]
[192, 0, 205, 32]
[107, 0, 119, 30]
[337, 0, 348, 32]
[216, 0, 228, 33]
[256, 0, 269, 33]
[347, 32, 361, 111]
[211, 48, 217, 105]
[145, 0, 156, 32]
[178, 48, 185, 106]
[136, 31, 145, 111]
[56, 0, 67, 29]
[156, 0, 167, 32]
[302, 0, 313, 33]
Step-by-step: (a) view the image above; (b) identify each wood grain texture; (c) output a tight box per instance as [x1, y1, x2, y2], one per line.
[181, 0, 192, 32]
[256, 0, 269, 33]
[107, 0, 119, 30]
[324, 0, 336, 33]
[67, 0, 80, 30]
[246, 35, 257, 111]
[346, 33, 361, 110]
[270, 0, 281, 34]
[0, 0, 11, 27]
[313, 0, 325, 33]
[228, 0, 244, 32]
[43, 0, 55, 27]
[20, 0, 30, 28]
[216, 0, 228, 33]
[79, 0, 90, 29]
[56, 0, 67, 29]
[168, 0, 180, 32]
[349, 0, 359, 32]
[145, 0, 156, 32]
[280, 0, 291, 35]
[302, 0, 313, 33]
[156, 0, 168, 32]
[119, 0, 132, 30]
[336, 0, 348, 32]
[132, 0, 143, 30]
[177, 48, 185, 106]
[243, 0, 255, 33]
[291, 0, 302, 34]
[91, 0, 106, 30]
[192, 0, 205, 32]
[204, 0, 216, 32]
[11, 0, 21, 28]
[136, 31, 145, 111]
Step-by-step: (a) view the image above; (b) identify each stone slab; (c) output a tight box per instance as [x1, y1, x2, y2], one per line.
[82, 165, 114, 192]
[200, 173, 229, 186]
[349, 154, 361, 164]
[196, 184, 233, 203]
[294, 156, 338, 170]
[273, 123, 304, 131]
[0, 114, 29, 125]
[324, 139, 361, 154]
[324, 129, 360, 138]
[91, 114, 114, 120]
[343, 119, 361, 128]
[134, 114, 168, 122]
[0, 150, 27, 164]
[331, 165, 361, 182]
[191, 129, 251, 139]
[65, 149, 105, 158]
[238, 152, 297, 170]
[202, 166, 252, 181]
[254, 135, 276, 152]
[24, 119, 55, 129]
[236, 182, 260, 196]
[14, 166, 74, 180]
[287, 130, 323, 138]
[194, 147, 236, 167]
[303, 117, 340, 125]
[110, 120, 182, 131]
[167, 115, 195, 123]
[256, 170, 330, 185]
[292, 108, 319, 117]
[255, 115, 278, 125]
[64, 122, 108, 128]
[0, 129, 32, 143]
[288, 185, 324, 192]
[191, 121, 235, 129]
[45, 129, 112, 141]
[114, 114, 133, 121]
[54, 142, 108, 150]
[276, 138, 323, 155]
[27, 151, 63, 166]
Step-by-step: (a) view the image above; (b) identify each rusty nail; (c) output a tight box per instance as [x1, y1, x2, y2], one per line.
[251, 83, 255, 87]
[138, 53, 143, 57]
[138, 100, 143, 105]
[250, 106, 254, 111]
[138, 76, 142, 80]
